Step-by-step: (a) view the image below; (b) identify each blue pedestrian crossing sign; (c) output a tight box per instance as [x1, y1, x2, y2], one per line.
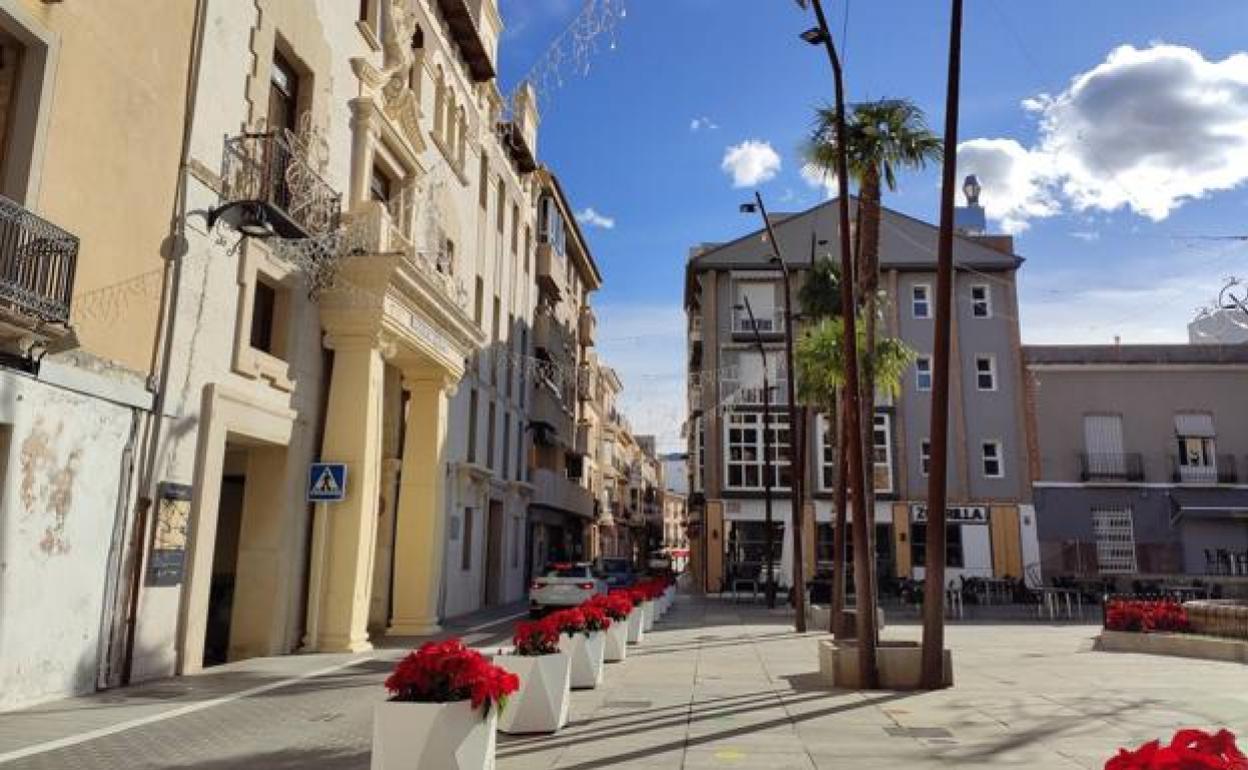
[308, 463, 347, 502]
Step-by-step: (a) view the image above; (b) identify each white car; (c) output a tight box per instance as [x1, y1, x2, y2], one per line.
[529, 563, 606, 617]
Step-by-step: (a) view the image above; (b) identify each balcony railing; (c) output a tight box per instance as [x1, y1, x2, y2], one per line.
[1172, 455, 1238, 485]
[218, 130, 341, 240]
[732, 308, 785, 337]
[0, 195, 78, 327]
[1078, 452, 1145, 482]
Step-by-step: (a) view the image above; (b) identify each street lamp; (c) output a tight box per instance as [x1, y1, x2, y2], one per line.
[741, 193, 809, 632]
[734, 296, 777, 609]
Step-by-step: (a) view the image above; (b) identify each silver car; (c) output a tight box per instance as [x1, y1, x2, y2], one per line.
[529, 563, 606, 617]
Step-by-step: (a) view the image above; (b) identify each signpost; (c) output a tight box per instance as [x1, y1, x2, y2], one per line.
[308, 462, 347, 503]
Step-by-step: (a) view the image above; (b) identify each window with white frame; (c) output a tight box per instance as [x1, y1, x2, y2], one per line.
[872, 412, 893, 493]
[1092, 507, 1138, 574]
[981, 440, 1003, 478]
[725, 411, 790, 490]
[915, 356, 933, 391]
[819, 414, 836, 490]
[912, 284, 931, 319]
[970, 284, 992, 318]
[975, 355, 996, 391]
[1174, 412, 1217, 482]
[920, 438, 931, 477]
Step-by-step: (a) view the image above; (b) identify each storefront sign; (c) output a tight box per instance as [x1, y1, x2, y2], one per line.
[910, 504, 988, 524]
[146, 482, 192, 587]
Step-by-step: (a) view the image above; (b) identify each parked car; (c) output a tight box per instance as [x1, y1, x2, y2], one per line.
[529, 563, 607, 617]
[594, 557, 637, 589]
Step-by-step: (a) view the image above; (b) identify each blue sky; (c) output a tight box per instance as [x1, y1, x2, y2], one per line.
[497, 0, 1248, 450]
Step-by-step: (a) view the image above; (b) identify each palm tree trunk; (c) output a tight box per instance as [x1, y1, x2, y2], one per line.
[859, 167, 884, 628]
[830, 390, 849, 635]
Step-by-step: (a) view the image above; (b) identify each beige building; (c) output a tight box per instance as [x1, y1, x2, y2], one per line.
[0, 0, 195, 709]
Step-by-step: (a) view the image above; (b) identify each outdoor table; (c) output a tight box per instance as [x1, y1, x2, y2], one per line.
[1036, 587, 1082, 620]
[731, 578, 759, 603]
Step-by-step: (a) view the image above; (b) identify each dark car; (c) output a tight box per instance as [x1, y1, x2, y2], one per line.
[595, 557, 636, 589]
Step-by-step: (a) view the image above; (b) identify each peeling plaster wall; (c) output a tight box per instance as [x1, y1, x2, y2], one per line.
[0, 371, 133, 710]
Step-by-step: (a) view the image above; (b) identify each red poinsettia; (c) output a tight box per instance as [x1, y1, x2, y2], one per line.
[384, 639, 519, 714]
[513, 619, 561, 656]
[579, 602, 612, 632]
[1106, 729, 1248, 769]
[1105, 599, 1190, 633]
[548, 608, 589, 637]
[627, 586, 650, 605]
[597, 591, 635, 621]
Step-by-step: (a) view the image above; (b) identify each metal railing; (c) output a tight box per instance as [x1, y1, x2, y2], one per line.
[1171, 454, 1238, 484]
[731, 308, 785, 336]
[1077, 452, 1145, 482]
[0, 195, 78, 326]
[219, 130, 341, 238]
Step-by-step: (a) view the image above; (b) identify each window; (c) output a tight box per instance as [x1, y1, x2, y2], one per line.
[438, 237, 455, 276]
[0, 34, 23, 179]
[487, 401, 497, 470]
[1092, 507, 1137, 573]
[981, 440, 1003, 478]
[1175, 412, 1217, 482]
[408, 25, 424, 93]
[467, 389, 479, 463]
[511, 203, 519, 253]
[369, 164, 392, 203]
[268, 50, 300, 132]
[725, 412, 790, 490]
[473, 277, 484, 326]
[912, 284, 931, 319]
[872, 412, 893, 493]
[911, 523, 964, 568]
[478, 155, 489, 209]
[539, 197, 566, 255]
[461, 507, 474, 571]
[915, 356, 933, 391]
[920, 439, 931, 477]
[819, 414, 836, 490]
[524, 226, 532, 273]
[502, 419, 511, 479]
[249, 279, 277, 354]
[975, 356, 996, 391]
[970, 284, 991, 318]
[496, 176, 506, 232]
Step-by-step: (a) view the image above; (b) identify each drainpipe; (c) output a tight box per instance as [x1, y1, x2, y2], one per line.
[121, 0, 208, 685]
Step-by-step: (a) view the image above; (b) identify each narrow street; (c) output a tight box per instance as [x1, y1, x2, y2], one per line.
[3, 596, 1246, 769]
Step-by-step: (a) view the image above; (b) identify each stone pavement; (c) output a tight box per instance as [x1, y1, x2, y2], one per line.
[2, 596, 1247, 768]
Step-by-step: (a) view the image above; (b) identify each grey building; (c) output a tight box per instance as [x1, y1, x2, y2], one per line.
[1025, 344, 1248, 581]
[685, 194, 1040, 594]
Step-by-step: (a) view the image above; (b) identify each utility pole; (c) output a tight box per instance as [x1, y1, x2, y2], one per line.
[921, 0, 965, 691]
[799, 0, 877, 687]
[742, 193, 809, 631]
[740, 296, 777, 608]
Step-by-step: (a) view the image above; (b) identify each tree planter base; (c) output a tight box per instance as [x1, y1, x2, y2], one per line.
[831, 607, 887, 639]
[817, 639, 952, 690]
[604, 621, 628, 662]
[1096, 630, 1248, 663]
[372, 700, 497, 770]
[626, 609, 645, 644]
[558, 632, 605, 689]
[492, 654, 571, 734]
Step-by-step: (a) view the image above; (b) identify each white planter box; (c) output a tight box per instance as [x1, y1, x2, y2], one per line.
[558, 631, 605, 689]
[492, 653, 571, 734]
[626, 608, 645, 644]
[604, 620, 628, 662]
[642, 600, 655, 632]
[372, 699, 497, 770]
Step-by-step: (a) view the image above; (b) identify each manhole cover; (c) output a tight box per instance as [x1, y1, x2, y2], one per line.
[601, 700, 653, 709]
[885, 727, 953, 739]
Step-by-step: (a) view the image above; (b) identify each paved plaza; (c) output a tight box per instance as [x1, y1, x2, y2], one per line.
[1, 597, 1246, 769]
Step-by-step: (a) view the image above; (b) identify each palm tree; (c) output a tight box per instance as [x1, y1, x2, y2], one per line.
[804, 99, 941, 627]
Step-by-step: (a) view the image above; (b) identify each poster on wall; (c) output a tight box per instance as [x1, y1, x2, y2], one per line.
[146, 482, 192, 587]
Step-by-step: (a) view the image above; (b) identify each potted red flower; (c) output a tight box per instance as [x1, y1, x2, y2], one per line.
[1106, 728, 1246, 769]
[593, 592, 634, 661]
[373, 639, 518, 769]
[493, 619, 571, 735]
[626, 586, 650, 643]
[551, 608, 606, 689]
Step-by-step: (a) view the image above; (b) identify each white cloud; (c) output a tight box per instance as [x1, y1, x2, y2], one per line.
[962, 44, 1248, 231]
[955, 138, 1058, 233]
[800, 162, 837, 199]
[690, 116, 719, 132]
[594, 303, 688, 453]
[721, 139, 781, 188]
[575, 207, 615, 229]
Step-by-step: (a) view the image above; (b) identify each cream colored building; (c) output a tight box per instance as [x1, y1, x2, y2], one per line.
[0, 0, 195, 709]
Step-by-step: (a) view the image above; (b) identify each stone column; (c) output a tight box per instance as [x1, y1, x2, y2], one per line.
[306, 334, 387, 653]
[388, 370, 455, 636]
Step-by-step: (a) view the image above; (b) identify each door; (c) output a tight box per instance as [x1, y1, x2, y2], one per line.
[483, 500, 505, 606]
[1083, 414, 1125, 477]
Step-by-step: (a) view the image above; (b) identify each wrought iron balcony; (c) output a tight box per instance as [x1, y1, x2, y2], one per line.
[1171, 454, 1238, 485]
[1077, 452, 1144, 482]
[213, 130, 341, 240]
[0, 194, 78, 327]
